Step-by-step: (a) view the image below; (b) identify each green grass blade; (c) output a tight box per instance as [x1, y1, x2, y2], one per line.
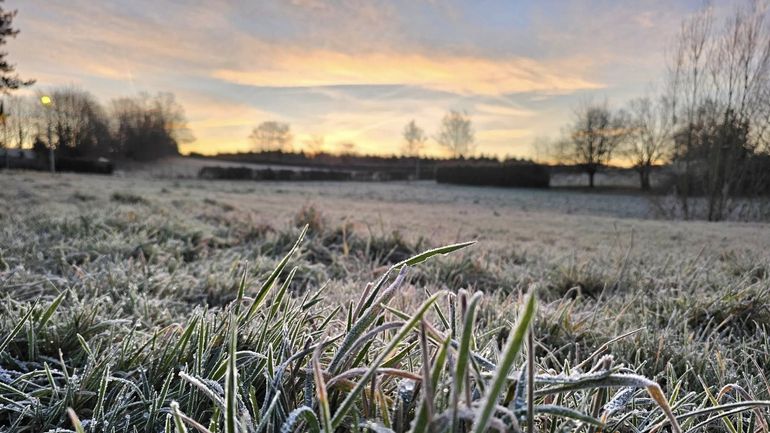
[531, 404, 604, 427]
[331, 291, 444, 429]
[242, 224, 307, 324]
[455, 291, 483, 403]
[36, 290, 67, 332]
[473, 289, 537, 433]
[394, 241, 476, 268]
[170, 401, 190, 433]
[225, 316, 239, 433]
[0, 300, 38, 355]
[280, 407, 321, 433]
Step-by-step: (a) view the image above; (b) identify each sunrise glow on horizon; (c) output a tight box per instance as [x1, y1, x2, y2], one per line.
[10, 0, 723, 158]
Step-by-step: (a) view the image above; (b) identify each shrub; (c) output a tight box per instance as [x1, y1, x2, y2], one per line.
[436, 162, 550, 188]
[110, 191, 148, 204]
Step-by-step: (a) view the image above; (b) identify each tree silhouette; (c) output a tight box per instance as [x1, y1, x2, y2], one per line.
[402, 120, 426, 157]
[250, 121, 292, 152]
[565, 101, 626, 187]
[435, 110, 474, 157]
[622, 96, 673, 190]
[0, 1, 34, 93]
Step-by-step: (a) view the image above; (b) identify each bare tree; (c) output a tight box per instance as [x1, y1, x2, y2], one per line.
[402, 120, 426, 156]
[36, 87, 111, 158]
[250, 121, 292, 152]
[303, 134, 325, 156]
[111, 92, 190, 160]
[435, 110, 474, 157]
[666, 5, 713, 217]
[666, 0, 770, 220]
[7, 95, 33, 149]
[565, 101, 627, 187]
[623, 96, 674, 190]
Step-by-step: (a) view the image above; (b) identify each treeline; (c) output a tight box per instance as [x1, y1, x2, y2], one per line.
[0, 88, 192, 161]
[199, 166, 353, 182]
[548, 1, 770, 220]
[197, 150, 539, 180]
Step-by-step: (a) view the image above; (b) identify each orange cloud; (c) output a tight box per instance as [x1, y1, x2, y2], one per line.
[213, 50, 602, 96]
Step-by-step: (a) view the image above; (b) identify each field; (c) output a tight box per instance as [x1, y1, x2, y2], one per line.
[2, 170, 770, 432]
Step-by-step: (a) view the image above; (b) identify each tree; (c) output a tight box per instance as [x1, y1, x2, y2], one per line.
[402, 120, 426, 156]
[435, 110, 474, 157]
[6, 95, 33, 149]
[0, 1, 34, 93]
[111, 92, 191, 160]
[666, 5, 712, 217]
[623, 96, 674, 190]
[250, 121, 292, 152]
[665, 0, 770, 220]
[36, 87, 111, 158]
[565, 101, 626, 188]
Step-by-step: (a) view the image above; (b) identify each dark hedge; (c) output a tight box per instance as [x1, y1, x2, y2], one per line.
[198, 166, 352, 181]
[436, 163, 550, 188]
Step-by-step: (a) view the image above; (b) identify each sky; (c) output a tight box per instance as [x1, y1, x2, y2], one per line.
[9, 0, 721, 158]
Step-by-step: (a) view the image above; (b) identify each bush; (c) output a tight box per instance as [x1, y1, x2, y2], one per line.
[436, 162, 550, 188]
[0, 154, 113, 174]
[55, 157, 114, 175]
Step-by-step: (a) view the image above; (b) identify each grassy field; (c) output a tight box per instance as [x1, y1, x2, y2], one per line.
[1, 171, 770, 432]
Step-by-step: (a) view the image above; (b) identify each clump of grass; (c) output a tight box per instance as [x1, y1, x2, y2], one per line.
[4, 229, 766, 433]
[294, 204, 326, 233]
[72, 191, 97, 202]
[111, 191, 148, 205]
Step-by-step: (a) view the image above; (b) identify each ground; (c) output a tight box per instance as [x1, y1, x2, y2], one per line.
[1, 170, 769, 432]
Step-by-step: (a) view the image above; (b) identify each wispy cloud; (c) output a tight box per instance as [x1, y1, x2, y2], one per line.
[12, 0, 714, 157]
[213, 49, 602, 96]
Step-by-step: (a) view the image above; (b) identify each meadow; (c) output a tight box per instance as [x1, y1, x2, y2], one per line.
[1, 171, 770, 433]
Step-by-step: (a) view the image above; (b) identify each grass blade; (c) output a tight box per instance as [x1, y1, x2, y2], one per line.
[0, 300, 38, 355]
[242, 224, 307, 324]
[331, 290, 444, 429]
[313, 339, 334, 433]
[225, 316, 239, 433]
[473, 289, 537, 433]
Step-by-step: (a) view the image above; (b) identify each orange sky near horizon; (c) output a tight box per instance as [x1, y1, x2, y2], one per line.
[8, 0, 721, 160]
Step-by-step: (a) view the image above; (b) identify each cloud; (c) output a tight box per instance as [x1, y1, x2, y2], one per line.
[477, 129, 531, 141]
[213, 49, 603, 96]
[475, 102, 535, 118]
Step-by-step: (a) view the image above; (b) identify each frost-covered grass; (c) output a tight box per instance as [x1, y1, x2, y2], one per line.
[1, 171, 769, 432]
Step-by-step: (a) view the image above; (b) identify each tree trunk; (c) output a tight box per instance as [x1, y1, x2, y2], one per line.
[588, 171, 595, 188]
[639, 167, 651, 191]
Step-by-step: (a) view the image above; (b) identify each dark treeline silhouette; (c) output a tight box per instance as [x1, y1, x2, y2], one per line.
[0, 87, 192, 171]
[1, 89, 192, 165]
[193, 150, 539, 181]
[199, 165, 353, 182]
